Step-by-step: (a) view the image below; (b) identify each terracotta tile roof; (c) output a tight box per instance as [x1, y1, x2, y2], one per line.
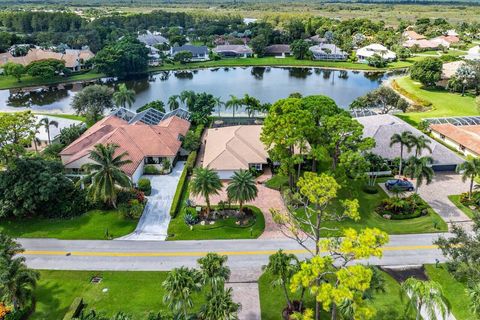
[403, 30, 426, 40]
[203, 125, 268, 171]
[430, 123, 480, 155]
[60, 115, 190, 176]
[0, 48, 94, 68]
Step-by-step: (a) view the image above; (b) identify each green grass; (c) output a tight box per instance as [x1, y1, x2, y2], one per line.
[447, 194, 478, 219]
[34, 112, 86, 121]
[258, 269, 410, 320]
[394, 76, 478, 126]
[0, 210, 137, 240]
[298, 178, 447, 236]
[167, 182, 265, 240]
[425, 264, 475, 320]
[264, 175, 289, 191]
[0, 70, 104, 90]
[32, 270, 204, 320]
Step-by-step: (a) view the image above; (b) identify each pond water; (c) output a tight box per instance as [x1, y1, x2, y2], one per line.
[0, 67, 398, 114]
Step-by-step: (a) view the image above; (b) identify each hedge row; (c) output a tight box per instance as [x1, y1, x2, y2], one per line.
[170, 164, 188, 218]
[391, 79, 432, 108]
[186, 151, 197, 174]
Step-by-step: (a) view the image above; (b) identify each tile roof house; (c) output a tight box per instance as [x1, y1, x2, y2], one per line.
[264, 44, 291, 57]
[309, 44, 348, 61]
[137, 31, 168, 46]
[170, 45, 209, 61]
[202, 125, 268, 179]
[213, 45, 253, 58]
[0, 48, 94, 71]
[356, 43, 396, 62]
[60, 113, 190, 183]
[403, 30, 426, 41]
[465, 45, 480, 61]
[403, 39, 440, 50]
[356, 114, 463, 171]
[430, 123, 480, 157]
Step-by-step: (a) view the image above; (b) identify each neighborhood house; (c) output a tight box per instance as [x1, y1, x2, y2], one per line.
[356, 44, 396, 62]
[60, 109, 190, 183]
[264, 44, 291, 57]
[30, 116, 83, 150]
[309, 44, 348, 61]
[430, 119, 480, 157]
[213, 45, 253, 58]
[170, 45, 209, 61]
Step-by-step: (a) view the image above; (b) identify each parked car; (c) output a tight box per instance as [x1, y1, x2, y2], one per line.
[385, 179, 414, 191]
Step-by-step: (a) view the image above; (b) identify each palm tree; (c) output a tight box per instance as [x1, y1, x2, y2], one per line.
[401, 278, 450, 320]
[403, 156, 435, 193]
[39, 117, 59, 145]
[213, 96, 225, 117]
[0, 234, 24, 260]
[180, 90, 196, 110]
[79, 143, 132, 208]
[456, 64, 475, 96]
[0, 256, 39, 310]
[410, 135, 432, 158]
[190, 167, 222, 216]
[264, 250, 299, 309]
[168, 95, 180, 111]
[242, 94, 260, 118]
[162, 267, 201, 319]
[226, 170, 258, 215]
[197, 253, 230, 292]
[390, 131, 414, 176]
[198, 287, 240, 320]
[457, 156, 480, 200]
[113, 84, 136, 109]
[225, 95, 241, 118]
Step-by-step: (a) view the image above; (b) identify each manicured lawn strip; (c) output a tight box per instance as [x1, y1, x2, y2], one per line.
[34, 112, 86, 121]
[167, 182, 265, 240]
[264, 175, 289, 191]
[0, 71, 104, 90]
[152, 57, 414, 72]
[32, 270, 204, 320]
[0, 210, 137, 240]
[258, 269, 410, 320]
[424, 264, 475, 320]
[448, 194, 478, 219]
[394, 76, 477, 126]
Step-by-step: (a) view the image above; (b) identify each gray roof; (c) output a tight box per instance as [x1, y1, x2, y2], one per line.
[213, 45, 253, 54]
[171, 45, 208, 56]
[356, 114, 463, 166]
[137, 32, 168, 46]
[265, 44, 291, 54]
[112, 107, 190, 125]
[309, 44, 347, 56]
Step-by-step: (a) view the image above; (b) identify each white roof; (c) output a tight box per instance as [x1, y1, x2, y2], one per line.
[465, 45, 480, 61]
[35, 115, 82, 142]
[356, 43, 396, 60]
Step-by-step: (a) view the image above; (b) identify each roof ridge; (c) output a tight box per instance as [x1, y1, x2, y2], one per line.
[235, 127, 266, 160]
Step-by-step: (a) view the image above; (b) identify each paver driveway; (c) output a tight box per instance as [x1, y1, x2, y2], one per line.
[118, 161, 185, 241]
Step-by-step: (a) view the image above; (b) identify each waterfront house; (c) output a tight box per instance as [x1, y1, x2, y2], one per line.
[264, 44, 291, 57]
[170, 45, 209, 61]
[356, 44, 396, 62]
[213, 45, 253, 58]
[309, 44, 347, 61]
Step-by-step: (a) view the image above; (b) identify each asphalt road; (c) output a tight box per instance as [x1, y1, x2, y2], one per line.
[18, 233, 449, 272]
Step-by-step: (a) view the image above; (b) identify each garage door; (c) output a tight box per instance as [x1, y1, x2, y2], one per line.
[432, 164, 457, 172]
[217, 170, 235, 180]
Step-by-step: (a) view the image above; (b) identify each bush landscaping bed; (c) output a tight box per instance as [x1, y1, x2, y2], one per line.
[375, 194, 430, 220]
[449, 193, 479, 219]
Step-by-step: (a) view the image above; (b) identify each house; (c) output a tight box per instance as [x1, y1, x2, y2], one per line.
[403, 30, 426, 41]
[213, 45, 253, 58]
[430, 120, 480, 157]
[309, 35, 327, 44]
[438, 61, 465, 86]
[137, 31, 169, 66]
[309, 44, 347, 61]
[0, 47, 94, 71]
[60, 108, 190, 183]
[430, 37, 451, 48]
[355, 114, 463, 171]
[446, 29, 459, 37]
[264, 44, 291, 57]
[30, 116, 83, 150]
[202, 125, 268, 179]
[465, 46, 480, 61]
[403, 39, 440, 50]
[356, 44, 396, 62]
[170, 45, 209, 61]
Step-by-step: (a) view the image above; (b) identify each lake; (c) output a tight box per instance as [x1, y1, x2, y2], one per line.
[0, 67, 398, 114]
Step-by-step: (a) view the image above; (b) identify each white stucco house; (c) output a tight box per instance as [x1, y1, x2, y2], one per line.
[356, 44, 396, 62]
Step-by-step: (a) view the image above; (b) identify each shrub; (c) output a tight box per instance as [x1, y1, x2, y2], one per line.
[62, 297, 84, 320]
[170, 165, 188, 218]
[144, 164, 161, 175]
[137, 178, 152, 196]
[184, 208, 199, 226]
[119, 199, 145, 219]
[363, 185, 379, 194]
[376, 194, 429, 220]
[186, 151, 197, 174]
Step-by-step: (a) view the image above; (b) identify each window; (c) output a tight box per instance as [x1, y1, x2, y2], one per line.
[249, 163, 263, 171]
[460, 145, 466, 151]
[440, 134, 445, 140]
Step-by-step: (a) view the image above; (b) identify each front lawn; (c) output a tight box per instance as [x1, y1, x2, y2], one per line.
[264, 175, 289, 191]
[448, 194, 478, 219]
[425, 264, 475, 320]
[0, 70, 104, 90]
[0, 210, 137, 240]
[32, 270, 202, 319]
[394, 76, 478, 126]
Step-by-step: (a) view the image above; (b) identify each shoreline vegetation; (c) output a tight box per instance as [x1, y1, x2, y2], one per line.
[0, 57, 414, 91]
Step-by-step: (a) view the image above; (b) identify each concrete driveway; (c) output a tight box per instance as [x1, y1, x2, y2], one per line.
[118, 161, 185, 241]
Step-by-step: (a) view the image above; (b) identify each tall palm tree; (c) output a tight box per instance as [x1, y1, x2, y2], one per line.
[0, 234, 24, 260]
[39, 117, 59, 145]
[168, 95, 180, 111]
[410, 135, 432, 158]
[190, 167, 222, 216]
[457, 156, 480, 199]
[456, 64, 475, 96]
[226, 170, 258, 215]
[79, 143, 132, 208]
[180, 90, 196, 110]
[264, 250, 299, 309]
[213, 96, 225, 117]
[225, 95, 241, 118]
[0, 257, 39, 310]
[401, 278, 450, 320]
[162, 267, 201, 320]
[199, 287, 240, 320]
[242, 94, 260, 118]
[113, 84, 136, 109]
[390, 131, 414, 176]
[403, 156, 434, 193]
[197, 253, 230, 292]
